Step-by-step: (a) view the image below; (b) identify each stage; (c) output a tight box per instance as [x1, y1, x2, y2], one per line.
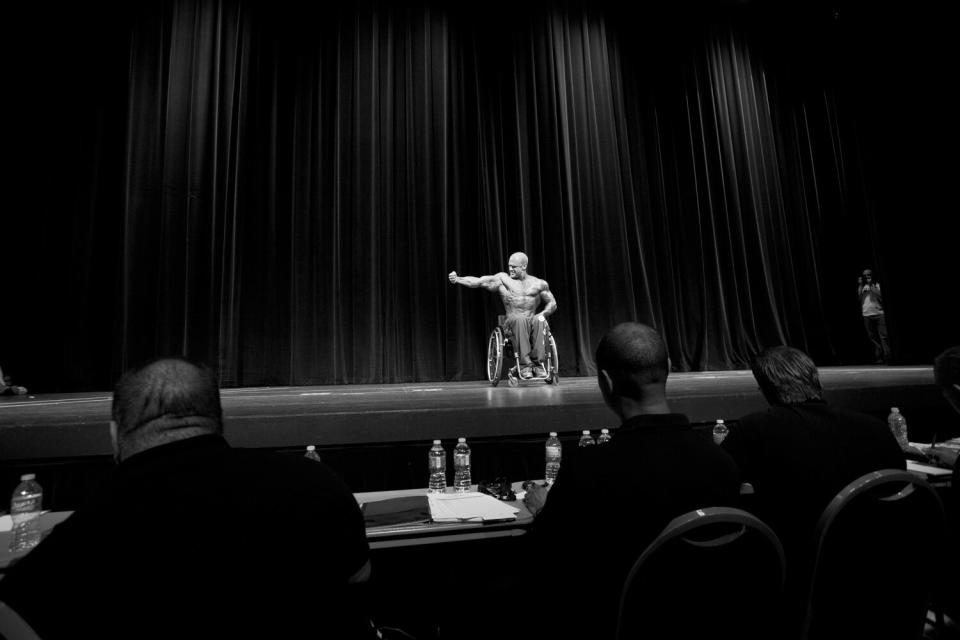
[0, 366, 948, 462]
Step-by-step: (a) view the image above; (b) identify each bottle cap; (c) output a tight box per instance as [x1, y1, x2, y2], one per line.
[306, 445, 316, 451]
[582, 430, 590, 435]
[601, 428, 609, 434]
[21, 474, 36, 481]
[716, 419, 725, 424]
[891, 407, 899, 413]
[549, 432, 557, 437]
[458, 437, 466, 443]
[433, 439, 441, 444]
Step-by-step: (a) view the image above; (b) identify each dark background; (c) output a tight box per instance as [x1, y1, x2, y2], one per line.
[3, 0, 956, 393]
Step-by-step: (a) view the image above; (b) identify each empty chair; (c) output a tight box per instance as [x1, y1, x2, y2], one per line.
[616, 506, 786, 640]
[802, 469, 947, 640]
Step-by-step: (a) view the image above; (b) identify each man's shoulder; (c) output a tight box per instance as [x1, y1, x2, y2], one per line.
[736, 406, 785, 429]
[231, 447, 350, 482]
[812, 403, 885, 428]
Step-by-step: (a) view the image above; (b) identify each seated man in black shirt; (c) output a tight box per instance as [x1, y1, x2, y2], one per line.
[522, 322, 741, 640]
[926, 346, 960, 627]
[720, 346, 905, 634]
[0, 357, 375, 639]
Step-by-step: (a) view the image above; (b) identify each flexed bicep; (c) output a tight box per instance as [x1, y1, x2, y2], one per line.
[540, 282, 557, 316]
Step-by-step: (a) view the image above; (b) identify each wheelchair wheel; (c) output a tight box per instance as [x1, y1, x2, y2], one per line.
[547, 334, 560, 385]
[487, 327, 505, 386]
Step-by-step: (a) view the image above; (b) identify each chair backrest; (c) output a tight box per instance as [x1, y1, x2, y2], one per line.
[0, 600, 42, 640]
[616, 506, 786, 640]
[802, 469, 946, 640]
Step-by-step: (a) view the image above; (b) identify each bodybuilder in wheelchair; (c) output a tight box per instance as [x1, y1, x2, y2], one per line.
[448, 251, 559, 386]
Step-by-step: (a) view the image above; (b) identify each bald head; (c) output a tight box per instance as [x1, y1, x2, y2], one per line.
[111, 357, 223, 460]
[509, 252, 528, 267]
[508, 252, 529, 279]
[596, 323, 669, 405]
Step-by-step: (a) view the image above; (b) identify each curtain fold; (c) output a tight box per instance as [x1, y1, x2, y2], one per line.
[8, 0, 937, 391]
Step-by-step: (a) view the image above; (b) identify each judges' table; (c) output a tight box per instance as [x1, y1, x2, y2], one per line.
[357, 484, 535, 550]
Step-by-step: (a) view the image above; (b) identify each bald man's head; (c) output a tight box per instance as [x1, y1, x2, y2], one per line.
[111, 357, 223, 459]
[508, 252, 528, 279]
[596, 322, 669, 402]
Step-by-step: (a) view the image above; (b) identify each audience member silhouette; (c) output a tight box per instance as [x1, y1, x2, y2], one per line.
[0, 357, 375, 639]
[720, 345, 905, 635]
[522, 322, 741, 640]
[927, 346, 960, 627]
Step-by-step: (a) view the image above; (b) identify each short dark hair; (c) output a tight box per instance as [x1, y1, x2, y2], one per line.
[934, 346, 960, 388]
[751, 346, 822, 405]
[112, 357, 223, 447]
[595, 322, 669, 400]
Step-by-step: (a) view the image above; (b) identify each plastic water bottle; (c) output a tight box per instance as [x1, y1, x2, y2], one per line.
[597, 428, 612, 444]
[454, 437, 472, 493]
[712, 419, 729, 445]
[887, 407, 909, 448]
[545, 432, 562, 485]
[578, 430, 596, 447]
[428, 440, 447, 493]
[304, 445, 323, 462]
[10, 474, 43, 553]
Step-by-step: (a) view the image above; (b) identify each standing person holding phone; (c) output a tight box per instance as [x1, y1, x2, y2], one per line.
[858, 268, 891, 364]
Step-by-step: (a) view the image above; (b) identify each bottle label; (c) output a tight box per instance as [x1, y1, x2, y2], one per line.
[546, 445, 561, 459]
[455, 454, 471, 466]
[430, 456, 444, 470]
[10, 496, 41, 514]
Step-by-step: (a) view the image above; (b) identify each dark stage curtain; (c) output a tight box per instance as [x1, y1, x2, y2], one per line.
[5, 1, 953, 391]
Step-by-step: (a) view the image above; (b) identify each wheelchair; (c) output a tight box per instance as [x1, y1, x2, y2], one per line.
[486, 315, 559, 386]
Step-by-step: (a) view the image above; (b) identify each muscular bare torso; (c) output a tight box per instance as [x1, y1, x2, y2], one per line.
[494, 273, 549, 318]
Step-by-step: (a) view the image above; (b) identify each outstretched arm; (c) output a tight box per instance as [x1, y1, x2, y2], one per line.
[448, 271, 503, 292]
[538, 282, 557, 319]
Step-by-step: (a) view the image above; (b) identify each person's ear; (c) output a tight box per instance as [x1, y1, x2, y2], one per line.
[599, 368, 614, 397]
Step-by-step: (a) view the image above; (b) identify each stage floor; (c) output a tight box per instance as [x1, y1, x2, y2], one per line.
[1, 366, 948, 462]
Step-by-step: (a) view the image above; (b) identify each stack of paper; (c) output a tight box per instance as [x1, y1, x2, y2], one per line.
[427, 492, 520, 523]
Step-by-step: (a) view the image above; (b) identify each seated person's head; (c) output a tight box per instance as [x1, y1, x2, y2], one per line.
[595, 322, 669, 411]
[751, 346, 822, 406]
[934, 346, 960, 415]
[111, 357, 223, 461]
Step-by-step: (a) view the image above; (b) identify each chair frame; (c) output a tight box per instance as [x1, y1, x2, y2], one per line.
[801, 469, 947, 640]
[0, 600, 41, 640]
[616, 506, 786, 640]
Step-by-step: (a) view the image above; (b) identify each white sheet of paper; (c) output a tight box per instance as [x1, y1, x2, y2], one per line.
[427, 492, 519, 522]
[906, 460, 953, 477]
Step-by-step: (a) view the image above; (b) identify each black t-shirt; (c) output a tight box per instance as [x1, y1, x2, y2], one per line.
[0, 434, 371, 639]
[527, 413, 742, 640]
[721, 401, 905, 574]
